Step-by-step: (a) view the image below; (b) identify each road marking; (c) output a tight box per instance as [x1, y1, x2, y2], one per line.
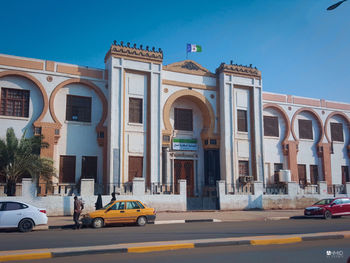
[250, 237, 302, 246]
[128, 243, 195, 253]
[0, 252, 52, 262]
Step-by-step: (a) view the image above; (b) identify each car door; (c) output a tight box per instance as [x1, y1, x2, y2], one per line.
[124, 201, 141, 223]
[340, 198, 350, 215]
[0, 202, 26, 227]
[329, 199, 342, 215]
[104, 201, 126, 224]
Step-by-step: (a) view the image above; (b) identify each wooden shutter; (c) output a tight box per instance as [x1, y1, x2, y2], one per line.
[237, 110, 248, 132]
[66, 95, 91, 122]
[128, 156, 143, 182]
[174, 108, 193, 131]
[81, 156, 97, 181]
[342, 166, 349, 184]
[129, 98, 143, 123]
[59, 156, 76, 183]
[298, 164, 307, 186]
[264, 116, 279, 137]
[330, 122, 344, 142]
[239, 161, 249, 176]
[298, 119, 313, 140]
[310, 165, 318, 185]
[0, 88, 29, 117]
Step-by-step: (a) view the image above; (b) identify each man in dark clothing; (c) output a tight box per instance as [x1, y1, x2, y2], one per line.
[73, 196, 84, 229]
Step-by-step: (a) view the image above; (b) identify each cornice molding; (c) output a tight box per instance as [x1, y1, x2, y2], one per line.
[163, 60, 216, 78]
[216, 63, 261, 79]
[105, 41, 163, 63]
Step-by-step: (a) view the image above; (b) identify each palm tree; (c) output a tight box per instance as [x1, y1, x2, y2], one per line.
[0, 128, 56, 196]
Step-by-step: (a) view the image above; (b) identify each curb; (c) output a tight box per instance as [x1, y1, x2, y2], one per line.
[48, 219, 222, 229]
[1, 231, 349, 262]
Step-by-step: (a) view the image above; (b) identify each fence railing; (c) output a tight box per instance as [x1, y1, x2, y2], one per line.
[146, 183, 175, 195]
[37, 183, 78, 196]
[265, 184, 288, 195]
[226, 183, 254, 195]
[298, 184, 319, 195]
[0, 183, 22, 196]
[327, 184, 346, 195]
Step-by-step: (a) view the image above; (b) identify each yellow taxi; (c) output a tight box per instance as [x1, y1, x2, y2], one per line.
[82, 200, 156, 228]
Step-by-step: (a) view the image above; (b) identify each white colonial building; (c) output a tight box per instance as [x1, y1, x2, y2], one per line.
[0, 41, 349, 211]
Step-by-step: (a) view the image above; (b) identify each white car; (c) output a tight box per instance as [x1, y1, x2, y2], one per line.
[0, 201, 48, 232]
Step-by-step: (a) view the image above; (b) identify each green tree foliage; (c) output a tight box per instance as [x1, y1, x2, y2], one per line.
[0, 128, 56, 196]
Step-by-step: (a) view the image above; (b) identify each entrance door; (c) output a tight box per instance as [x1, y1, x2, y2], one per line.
[298, 164, 307, 187]
[174, 159, 194, 197]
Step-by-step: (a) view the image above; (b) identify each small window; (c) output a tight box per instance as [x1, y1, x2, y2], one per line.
[298, 119, 313, 140]
[116, 202, 125, 210]
[126, 201, 140, 210]
[66, 95, 91, 122]
[332, 199, 342, 205]
[237, 110, 248, 132]
[330, 122, 344, 142]
[174, 108, 193, 131]
[238, 161, 249, 176]
[310, 165, 319, 185]
[0, 88, 30, 117]
[137, 201, 145, 209]
[4, 202, 25, 211]
[129, 98, 143, 123]
[264, 116, 279, 137]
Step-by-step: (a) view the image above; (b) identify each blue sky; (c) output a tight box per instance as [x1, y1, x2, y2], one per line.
[1, 0, 349, 103]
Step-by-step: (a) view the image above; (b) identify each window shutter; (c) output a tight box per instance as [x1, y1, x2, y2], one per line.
[129, 98, 142, 123]
[174, 108, 193, 131]
[264, 116, 279, 137]
[237, 110, 248, 132]
[330, 122, 343, 142]
[128, 156, 143, 182]
[298, 119, 313, 140]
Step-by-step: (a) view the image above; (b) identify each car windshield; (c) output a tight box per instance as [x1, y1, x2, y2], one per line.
[314, 199, 333, 205]
[102, 202, 114, 210]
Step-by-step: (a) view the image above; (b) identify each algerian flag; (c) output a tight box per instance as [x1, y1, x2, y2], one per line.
[187, 44, 202, 53]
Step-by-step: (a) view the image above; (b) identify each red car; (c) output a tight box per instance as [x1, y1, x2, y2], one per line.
[304, 197, 350, 219]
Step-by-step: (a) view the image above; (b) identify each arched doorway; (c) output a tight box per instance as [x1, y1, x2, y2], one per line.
[163, 90, 219, 210]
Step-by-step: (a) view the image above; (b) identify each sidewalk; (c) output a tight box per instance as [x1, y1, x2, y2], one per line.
[47, 209, 304, 228]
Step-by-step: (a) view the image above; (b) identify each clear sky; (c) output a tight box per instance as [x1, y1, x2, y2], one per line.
[1, 0, 349, 103]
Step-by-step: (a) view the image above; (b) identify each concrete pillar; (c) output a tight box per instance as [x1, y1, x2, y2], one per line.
[133, 178, 145, 196]
[318, 181, 328, 196]
[287, 181, 298, 197]
[80, 179, 94, 196]
[287, 141, 298, 182]
[346, 183, 350, 196]
[179, 179, 187, 196]
[320, 143, 332, 187]
[217, 180, 226, 198]
[22, 178, 36, 198]
[253, 181, 263, 196]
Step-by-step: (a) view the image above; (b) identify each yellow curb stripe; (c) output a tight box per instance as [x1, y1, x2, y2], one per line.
[343, 234, 350, 239]
[251, 237, 302, 246]
[128, 243, 195, 253]
[0, 252, 52, 262]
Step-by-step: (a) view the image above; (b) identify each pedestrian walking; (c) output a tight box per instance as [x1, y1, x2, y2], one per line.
[73, 196, 84, 229]
[95, 194, 103, 210]
[111, 192, 116, 202]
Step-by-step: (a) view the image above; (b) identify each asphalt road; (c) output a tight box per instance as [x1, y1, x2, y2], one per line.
[0, 217, 350, 251]
[14, 239, 350, 263]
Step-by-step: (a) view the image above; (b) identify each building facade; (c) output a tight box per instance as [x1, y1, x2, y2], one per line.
[1, 42, 349, 203]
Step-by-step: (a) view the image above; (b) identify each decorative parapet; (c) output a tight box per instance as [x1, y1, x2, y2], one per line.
[216, 62, 261, 79]
[105, 40, 163, 63]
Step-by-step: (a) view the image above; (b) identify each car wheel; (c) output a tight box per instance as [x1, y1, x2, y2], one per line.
[92, 218, 104, 228]
[18, 219, 34, 232]
[324, 210, 332, 220]
[137, 216, 147, 226]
